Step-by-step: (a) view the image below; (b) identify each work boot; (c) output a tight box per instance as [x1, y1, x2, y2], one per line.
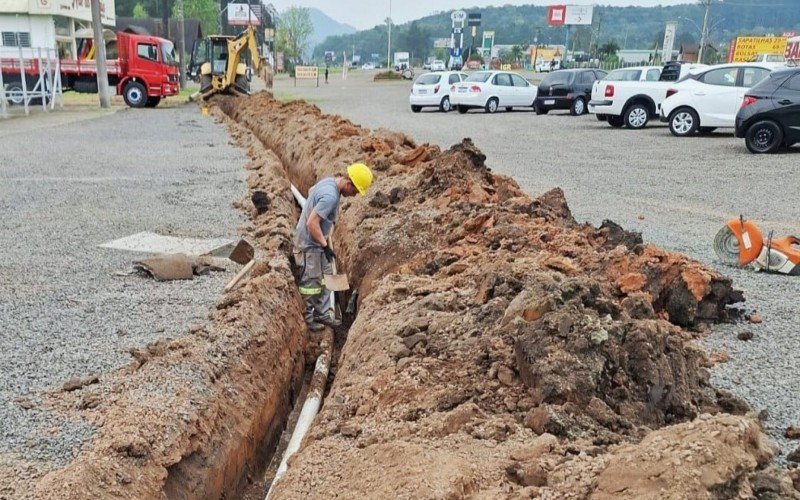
[307, 321, 325, 332]
[314, 314, 341, 327]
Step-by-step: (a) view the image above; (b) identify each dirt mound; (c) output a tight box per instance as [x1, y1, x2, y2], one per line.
[214, 93, 795, 498]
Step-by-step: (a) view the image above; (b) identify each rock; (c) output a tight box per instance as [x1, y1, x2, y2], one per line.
[441, 403, 483, 435]
[112, 436, 150, 458]
[749, 314, 763, 324]
[62, 375, 99, 392]
[340, 423, 361, 438]
[787, 445, 800, 463]
[389, 186, 407, 204]
[621, 293, 655, 319]
[524, 405, 564, 436]
[510, 433, 558, 462]
[402, 333, 428, 350]
[389, 342, 411, 361]
[497, 366, 515, 386]
[749, 471, 783, 495]
[251, 190, 270, 214]
[785, 426, 800, 439]
[369, 191, 390, 208]
[737, 331, 754, 341]
[715, 390, 750, 415]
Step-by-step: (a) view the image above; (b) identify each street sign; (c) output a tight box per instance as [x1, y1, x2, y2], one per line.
[468, 12, 481, 27]
[295, 66, 318, 79]
[451, 10, 467, 23]
[547, 5, 566, 26]
[548, 5, 593, 26]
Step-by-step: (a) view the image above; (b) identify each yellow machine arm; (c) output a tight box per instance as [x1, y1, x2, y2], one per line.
[224, 26, 263, 92]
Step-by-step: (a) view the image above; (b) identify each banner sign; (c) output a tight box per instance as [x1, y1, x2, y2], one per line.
[662, 22, 677, 62]
[228, 3, 261, 26]
[730, 36, 788, 62]
[548, 5, 593, 26]
[295, 66, 318, 79]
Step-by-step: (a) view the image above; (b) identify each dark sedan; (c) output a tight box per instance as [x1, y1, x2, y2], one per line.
[535, 68, 607, 116]
[735, 67, 800, 154]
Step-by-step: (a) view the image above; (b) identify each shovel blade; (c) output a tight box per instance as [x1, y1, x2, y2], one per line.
[324, 273, 350, 292]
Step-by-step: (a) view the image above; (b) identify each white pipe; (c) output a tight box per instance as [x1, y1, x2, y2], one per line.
[265, 332, 332, 499]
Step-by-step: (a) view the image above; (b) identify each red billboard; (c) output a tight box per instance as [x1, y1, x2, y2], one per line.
[548, 5, 566, 26]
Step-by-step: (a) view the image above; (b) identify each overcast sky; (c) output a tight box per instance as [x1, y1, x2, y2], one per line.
[270, 1, 692, 30]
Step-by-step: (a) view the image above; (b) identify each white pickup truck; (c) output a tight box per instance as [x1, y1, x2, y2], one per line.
[589, 61, 706, 129]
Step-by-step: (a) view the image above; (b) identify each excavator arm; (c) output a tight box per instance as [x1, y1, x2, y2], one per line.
[223, 26, 262, 94]
[195, 26, 262, 100]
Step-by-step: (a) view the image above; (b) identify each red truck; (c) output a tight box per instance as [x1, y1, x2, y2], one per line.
[1, 32, 180, 108]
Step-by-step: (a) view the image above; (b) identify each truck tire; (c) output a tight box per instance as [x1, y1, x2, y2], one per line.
[123, 82, 147, 108]
[145, 96, 161, 108]
[5, 83, 24, 105]
[624, 103, 650, 129]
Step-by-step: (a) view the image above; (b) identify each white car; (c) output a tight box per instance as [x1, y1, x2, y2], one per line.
[451, 71, 538, 113]
[361, 62, 375, 70]
[431, 60, 446, 72]
[409, 71, 468, 113]
[660, 63, 773, 137]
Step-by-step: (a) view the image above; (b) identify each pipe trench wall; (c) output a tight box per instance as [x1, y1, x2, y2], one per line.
[212, 94, 789, 499]
[32, 110, 309, 499]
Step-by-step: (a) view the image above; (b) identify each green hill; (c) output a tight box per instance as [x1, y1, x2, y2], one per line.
[314, 2, 800, 64]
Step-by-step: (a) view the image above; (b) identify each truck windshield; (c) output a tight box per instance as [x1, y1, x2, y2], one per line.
[161, 41, 178, 66]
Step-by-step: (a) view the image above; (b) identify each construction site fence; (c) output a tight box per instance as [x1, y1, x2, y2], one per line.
[0, 47, 64, 119]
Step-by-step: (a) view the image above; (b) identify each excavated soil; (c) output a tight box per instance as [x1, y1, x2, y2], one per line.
[214, 93, 799, 499]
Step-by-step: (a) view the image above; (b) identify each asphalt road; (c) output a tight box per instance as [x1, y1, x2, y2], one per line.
[276, 70, 800, 462]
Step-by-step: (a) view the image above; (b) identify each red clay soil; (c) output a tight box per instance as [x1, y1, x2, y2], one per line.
[7, 115, 310, 499]
[215, 93, 798, 499]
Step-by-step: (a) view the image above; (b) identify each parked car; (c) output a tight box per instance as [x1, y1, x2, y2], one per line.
[590, 62, 706, 128]
[660, 63, 773, 137]
[535, 59, 562, 72]
[747, 53, 788, 69]
[431, 60, 446, 72]
[409, 71, 468, 113]
[451, 71, 538, 113]
[735, 67, 800, 153]
[535, 69, 607, 116]
[361, 62, 375, 70]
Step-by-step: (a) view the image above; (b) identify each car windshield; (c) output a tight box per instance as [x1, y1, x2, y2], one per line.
[465, 72, 492, 83]
[161, 41, 178, 66]
[540, 71, 572, 86]
[416, 74, 441, 85]
[604, 69, 642, 81]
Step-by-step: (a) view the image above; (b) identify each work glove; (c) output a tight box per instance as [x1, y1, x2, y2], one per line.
[322, 246, 336, 263]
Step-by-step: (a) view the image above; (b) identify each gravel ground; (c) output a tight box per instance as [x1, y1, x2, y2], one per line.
[0, 105, 245, 469]
[276, 71, 800, 462]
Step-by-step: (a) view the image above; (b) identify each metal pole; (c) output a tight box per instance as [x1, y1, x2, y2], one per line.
[38, 48, 46, 112]
[387, 0, 391, 70]
[698, 0, 711, 64]
[91, 0, 110, 108]
[18, 44, 29, 115]
[176, 0, 187, 87]
[0, 57, 7, 118]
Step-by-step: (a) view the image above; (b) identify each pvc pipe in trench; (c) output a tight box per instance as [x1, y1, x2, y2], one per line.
[265, 331, 333, 499]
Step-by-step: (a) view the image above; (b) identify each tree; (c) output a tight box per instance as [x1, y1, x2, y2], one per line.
[173, 0, 218, 36]
[276, 7, 314, 65]
[510, 45, 524, 63]
[599, 40, 620, 59]
[133, 3, 149, 18]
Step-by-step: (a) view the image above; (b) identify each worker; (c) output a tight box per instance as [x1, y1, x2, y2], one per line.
[324, 65, 329, 84]
[294, 163, 374, 331]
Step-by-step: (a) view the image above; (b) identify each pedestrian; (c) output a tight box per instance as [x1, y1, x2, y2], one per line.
[294, 163, 374, 331]
[550, 58, 556, 71]
[325, 65, 329, 84]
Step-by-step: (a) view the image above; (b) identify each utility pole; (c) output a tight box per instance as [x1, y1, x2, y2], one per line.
[387, 0, 392, 69]
[91, 0, 110, 108]
[698, 0, 712, 64]
[176, 0, 186, 87]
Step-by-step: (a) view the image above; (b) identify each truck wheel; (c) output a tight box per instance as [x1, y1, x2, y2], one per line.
[607, 115, 624, 128]
[669, 108, 699, 137]
[145, 97, 161, 108]
[624, 103, 650, 129]
[123, 82, 147, 108]
[5, 83, 24, 105]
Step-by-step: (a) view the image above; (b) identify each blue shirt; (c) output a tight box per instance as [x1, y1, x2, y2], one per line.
[295, 177, 340, 250]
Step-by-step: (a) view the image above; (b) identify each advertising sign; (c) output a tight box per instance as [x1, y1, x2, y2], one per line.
[433, 38, 451, 48]
[468, 13, 481, 27]
[730, 36, 788, 62]
[228, 3, 261, 26]
[451, 10, 467, 23]
[787, 36, 800, 61]
[548, 5, 566, 26]
[295, 66, 318, 79]
[482, 30, 495, 52]
[662, 22, 677, 62]
[564, 5, 593, 25]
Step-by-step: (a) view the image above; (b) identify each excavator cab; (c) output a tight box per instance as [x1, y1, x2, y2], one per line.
[191, 26, 262, 99]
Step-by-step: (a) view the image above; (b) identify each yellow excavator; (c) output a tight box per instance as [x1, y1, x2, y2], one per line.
[189, 26, 264, 99]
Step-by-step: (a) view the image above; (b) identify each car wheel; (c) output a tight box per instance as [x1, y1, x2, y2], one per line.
[699, 127, 717, 134]
[607, 115, 624, 128]
[439, 96, 451, 113]
[596, 114, 607, 122]
[485, 97, 499, 114]
[669, 108, 699, 137]
[535, 104, 548, 115]
[411, 105, 422, 113]
[745, 120, 784, 154]
[457, 105, 468, 114]
[624, 103, 649, 129]
[570, 97, 586, 116]
[123, 81, 147, 108]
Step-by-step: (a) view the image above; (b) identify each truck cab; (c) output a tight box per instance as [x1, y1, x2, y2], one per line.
[116, 32, 180, 107]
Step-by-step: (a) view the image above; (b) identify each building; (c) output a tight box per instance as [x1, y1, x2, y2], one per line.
[0, 0, 115, 59]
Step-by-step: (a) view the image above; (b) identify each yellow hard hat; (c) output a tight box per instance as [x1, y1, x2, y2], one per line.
[347, 163, 373, 196]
